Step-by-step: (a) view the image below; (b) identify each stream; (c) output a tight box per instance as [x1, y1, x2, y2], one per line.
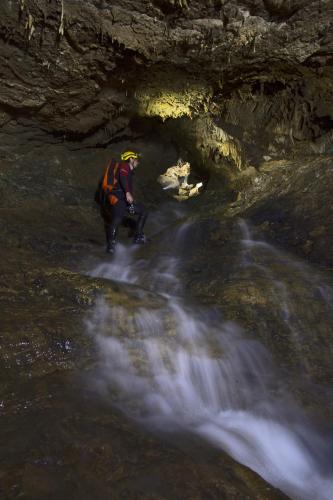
[86, 207, 333, 500]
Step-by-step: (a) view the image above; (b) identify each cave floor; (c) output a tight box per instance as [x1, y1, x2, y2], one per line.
[1, 141, 333, 499]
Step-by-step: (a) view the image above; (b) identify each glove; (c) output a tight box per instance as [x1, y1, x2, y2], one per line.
[128, 203, 135, 215]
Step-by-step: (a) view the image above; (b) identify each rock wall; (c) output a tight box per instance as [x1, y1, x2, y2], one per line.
[0, 0, 332, 176]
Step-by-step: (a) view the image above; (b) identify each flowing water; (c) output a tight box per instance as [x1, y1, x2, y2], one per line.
[87, 211, 333, 500]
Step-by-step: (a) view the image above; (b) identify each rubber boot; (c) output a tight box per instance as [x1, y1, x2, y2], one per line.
[136, 213, 148, 234]
[133, 212, 148, 244]
[133, 232, 148, 244]
[106, 228, 117, 254]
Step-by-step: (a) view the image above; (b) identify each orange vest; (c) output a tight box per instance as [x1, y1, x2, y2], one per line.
[102, 160, 119, 205]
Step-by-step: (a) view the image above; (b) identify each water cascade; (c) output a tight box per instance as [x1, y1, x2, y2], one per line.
[86, 213, 333, 500]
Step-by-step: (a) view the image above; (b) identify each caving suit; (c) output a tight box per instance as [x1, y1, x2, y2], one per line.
[100, 160, 148, 251]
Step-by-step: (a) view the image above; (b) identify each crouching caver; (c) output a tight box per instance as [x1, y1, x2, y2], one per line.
[99, 151, 148, 254]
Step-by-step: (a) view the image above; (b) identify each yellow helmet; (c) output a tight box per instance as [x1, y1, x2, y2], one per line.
[121, 151, 139, 161]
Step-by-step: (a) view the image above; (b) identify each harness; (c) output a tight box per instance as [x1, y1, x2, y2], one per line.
[102, 160, 120, 205]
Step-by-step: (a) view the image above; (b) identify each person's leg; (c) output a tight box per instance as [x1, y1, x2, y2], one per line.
[106, 225, 118, 254]
[104, 201, 126, 253]
[101, 207, 111, 249]
[122, 216, 137, 237]
[130, 202, 148, 243]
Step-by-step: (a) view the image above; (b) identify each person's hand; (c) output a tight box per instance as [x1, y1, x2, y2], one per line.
[126, 192, 134, 204]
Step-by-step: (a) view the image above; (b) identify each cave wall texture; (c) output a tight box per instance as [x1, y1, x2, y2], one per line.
[0, 0, 332, 180]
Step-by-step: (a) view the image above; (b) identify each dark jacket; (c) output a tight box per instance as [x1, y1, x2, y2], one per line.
[107, 160, 133, 200]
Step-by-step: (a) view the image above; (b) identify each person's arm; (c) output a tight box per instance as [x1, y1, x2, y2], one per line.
[119, 163, 134, 203]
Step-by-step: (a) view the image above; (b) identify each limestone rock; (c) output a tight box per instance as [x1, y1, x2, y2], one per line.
[158, 158, 203, 200]
[0, 0, 331, 172]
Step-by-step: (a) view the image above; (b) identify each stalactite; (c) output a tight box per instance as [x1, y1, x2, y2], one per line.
[59, 0, 65, 37]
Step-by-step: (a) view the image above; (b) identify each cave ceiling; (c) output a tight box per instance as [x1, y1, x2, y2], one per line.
[0, 0, 332, 168]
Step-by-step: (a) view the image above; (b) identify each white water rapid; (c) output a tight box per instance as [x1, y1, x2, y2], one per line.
[86, 217, 333, 500]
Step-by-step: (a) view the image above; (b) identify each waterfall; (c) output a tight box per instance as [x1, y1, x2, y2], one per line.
[86, 217, 333, 500]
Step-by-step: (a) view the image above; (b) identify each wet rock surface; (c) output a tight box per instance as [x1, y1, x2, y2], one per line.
[227, 154, 333, 266]
[0, 141, 290, 498]
[183, 220, 333, 391]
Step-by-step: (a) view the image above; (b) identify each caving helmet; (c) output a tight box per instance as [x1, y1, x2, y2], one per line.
[121, 151, 140, 161]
